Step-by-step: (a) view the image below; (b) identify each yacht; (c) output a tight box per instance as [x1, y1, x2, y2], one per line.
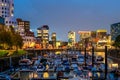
[37, 64, 45, 72]
[19, 59, 32, 66]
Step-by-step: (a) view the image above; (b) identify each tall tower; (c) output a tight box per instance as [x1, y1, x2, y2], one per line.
[0, 0, 16, 27]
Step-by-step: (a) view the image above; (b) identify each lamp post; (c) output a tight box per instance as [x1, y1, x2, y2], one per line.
[91, 46, 94, 80]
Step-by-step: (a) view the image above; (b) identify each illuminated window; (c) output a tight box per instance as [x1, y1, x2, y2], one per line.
[2, 3, 4, 6]
[37, 30, 42, 33]
[43, 30, 48, 33]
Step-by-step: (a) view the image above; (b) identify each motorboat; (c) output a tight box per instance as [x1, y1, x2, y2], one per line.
[77, 58, 84, 65]
[0, 74, 10, 80]
[37, 64, 45, 72]
[19, 59, 32, 66]
[48, 65, 55, 71]
[56, 66, 64, 71]
[97, 56, 104, 61]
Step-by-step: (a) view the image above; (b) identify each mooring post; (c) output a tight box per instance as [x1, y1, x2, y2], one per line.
[105, 46, 108, 80]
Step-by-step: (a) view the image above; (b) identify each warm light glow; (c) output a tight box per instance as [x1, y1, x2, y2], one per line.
[2, 3, 4, 6]
[97, 29, 107, 32]
[43, 72, 49, 78]
[111, 63, 118, 68]
[34, 73, 38, 78]
[55, 51, 61, 54]
[29, 42, 35, 47]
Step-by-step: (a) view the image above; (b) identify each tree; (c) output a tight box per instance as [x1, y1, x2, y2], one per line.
[0, 25, 23, 50]
[113, 35, 120, 48]
[13, 32, 23, 50]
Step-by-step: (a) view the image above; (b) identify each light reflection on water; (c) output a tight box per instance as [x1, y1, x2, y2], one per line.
[19, 71, 57, 80]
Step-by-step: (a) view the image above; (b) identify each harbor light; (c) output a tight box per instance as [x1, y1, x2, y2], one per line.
[43, 72, 49, 78]
[111, 63, 118, 69]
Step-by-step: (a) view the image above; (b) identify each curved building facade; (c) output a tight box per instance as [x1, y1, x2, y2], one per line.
[0, 0, 16, 27]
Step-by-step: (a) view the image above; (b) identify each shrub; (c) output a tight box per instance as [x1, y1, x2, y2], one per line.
[0, 50, 8, 57]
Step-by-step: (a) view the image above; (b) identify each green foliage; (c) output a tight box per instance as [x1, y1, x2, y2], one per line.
[13, 50, 26, 56]
[0, 50, 8, 57]
[0, 25, 23, 50]
[113, 35, 120, 48]
[13, 32, 23, 49]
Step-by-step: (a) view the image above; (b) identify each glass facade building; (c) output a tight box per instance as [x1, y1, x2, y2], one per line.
[111, 22, 120, 41]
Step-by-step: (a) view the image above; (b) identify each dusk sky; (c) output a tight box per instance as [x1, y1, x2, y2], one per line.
[14, 0, 120, 41]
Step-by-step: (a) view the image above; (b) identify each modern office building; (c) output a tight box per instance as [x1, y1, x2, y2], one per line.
[111, 22, 120, 41]
[51, 32, 56, 48]
[23, 30, 35, 48]
[0, 0, 16, 27]
[0, 16, 4, 24]
[78, 31, 91, 48]
[37, 25, 49, 48]
[96, 29, 108, 48]
[16, 18, 35, 48]
[96, 29, 107, 39]
[78, 31, 91, 40]
[0, 16, 5, 30]
[68, 31, 76, 47]
[17, 18, 30, 32]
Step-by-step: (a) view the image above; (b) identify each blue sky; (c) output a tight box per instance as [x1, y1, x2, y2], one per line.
[14, 0, 120, 41]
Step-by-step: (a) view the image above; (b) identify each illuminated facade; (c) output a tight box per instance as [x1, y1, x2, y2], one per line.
[17, 18, 35, 48]
[51, 32, 56, 48]
[37, 25, 49, 48]
[68, 31, 76, 47]
[96, 29, 110, 48]
[78, 31, 91, 40]
[96, 29, 107, 39]
[0, 0, 16, 27]
[111, 22, 120, 41]
[17, 18, 30, 32]
[78, 31, 91, 48]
